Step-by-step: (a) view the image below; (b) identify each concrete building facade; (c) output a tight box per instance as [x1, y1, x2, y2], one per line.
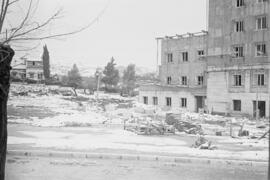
[139, 33, 208, 112]
[139, 0, 270, 118]
[206, 0, 270, 118]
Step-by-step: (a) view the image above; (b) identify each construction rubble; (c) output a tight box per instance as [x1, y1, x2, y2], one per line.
[10, 84, 269, 142]
[124, 116, 175, 135]
[192, 136, 218, 150]
[165, 113, 203, 135]
[124, 107, 269, 143]
[10, 83, 73, 97]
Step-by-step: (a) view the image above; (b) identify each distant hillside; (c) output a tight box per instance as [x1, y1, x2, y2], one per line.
[51, 63, 98, 77]
[117, 65, 156, 76]
[51, 63, 155, 77]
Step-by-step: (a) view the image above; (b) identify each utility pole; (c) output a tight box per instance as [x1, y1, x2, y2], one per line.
[97, 74, 100, 99]
[154, 38, 161, 122]
[268, 96, 270, 122]
[95, 68, 102, 99]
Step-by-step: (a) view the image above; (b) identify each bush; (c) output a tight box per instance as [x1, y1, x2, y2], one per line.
[60, 84, 72, 87]
[45, 79, 62, 86]
[104, 86, 120, 93]
[25, 78, 41, 84]
[10, 76, 24, 82]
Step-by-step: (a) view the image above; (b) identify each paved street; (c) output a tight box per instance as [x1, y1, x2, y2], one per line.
[6, 155, 267, 180]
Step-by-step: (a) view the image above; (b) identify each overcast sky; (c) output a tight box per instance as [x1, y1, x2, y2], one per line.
[13, 0, 207, 70]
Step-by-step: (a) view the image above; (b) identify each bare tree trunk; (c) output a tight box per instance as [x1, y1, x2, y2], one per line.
[0, 45, 14, 180]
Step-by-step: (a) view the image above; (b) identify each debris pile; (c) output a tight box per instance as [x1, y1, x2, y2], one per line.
[10, 84, 73, 97]
[124, 117, 175, 135]
[164, 112, 269, 139]
[192, 136, 217, 150]
[165, 113, 203, 135]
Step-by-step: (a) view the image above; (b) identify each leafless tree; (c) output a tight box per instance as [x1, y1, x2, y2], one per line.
[0, 0, 109, 179]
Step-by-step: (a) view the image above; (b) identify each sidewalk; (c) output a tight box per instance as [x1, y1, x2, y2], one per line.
[7, 149, 268, 167]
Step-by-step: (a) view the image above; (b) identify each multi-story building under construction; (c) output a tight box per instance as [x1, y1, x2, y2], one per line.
[139, 0, 270, 118]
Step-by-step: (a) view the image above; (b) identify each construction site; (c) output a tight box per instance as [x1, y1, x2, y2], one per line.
[7, 83, 269, 154]
[3, 0, 269, 179]
[4, 81, 268, 179]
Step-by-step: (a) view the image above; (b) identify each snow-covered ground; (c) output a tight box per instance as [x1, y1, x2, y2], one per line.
[7, 83, 269, 161]
[8, 84, 269, 137]
[8, 84, 133, 126]
[8, 127, 268, 161]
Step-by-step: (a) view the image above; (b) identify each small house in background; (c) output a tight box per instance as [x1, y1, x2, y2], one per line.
[11, 58, 44, 82]
[11, 57, 27, 80]
[26, 60, 44, 81]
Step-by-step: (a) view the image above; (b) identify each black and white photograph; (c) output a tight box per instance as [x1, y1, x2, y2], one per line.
[0, 0, 269, 179]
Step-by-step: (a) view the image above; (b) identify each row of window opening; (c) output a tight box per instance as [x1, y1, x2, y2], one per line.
[236, 0, 268, 8]
[233, 73, 266, 86]
[143, 96, 187, 107]
[166, 42, 267, 62]
[167, 76, 203, 86]
[232, 43, 267, 58]
[166, 51, 203, 63]
[234, 16, 267, 32]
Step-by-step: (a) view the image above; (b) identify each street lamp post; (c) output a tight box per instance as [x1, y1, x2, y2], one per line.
[95, 68, 102, 99]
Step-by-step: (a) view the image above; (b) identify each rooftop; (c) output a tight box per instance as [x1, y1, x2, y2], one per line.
[156, 30, 208, 40]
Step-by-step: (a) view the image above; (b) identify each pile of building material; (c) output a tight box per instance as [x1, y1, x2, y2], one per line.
[165, 113, 203, 135]
[124, 117, 175, 135]
[10, 83, 74, 97]
[164, 111, 269, 139]
[192, 136, 217, 150]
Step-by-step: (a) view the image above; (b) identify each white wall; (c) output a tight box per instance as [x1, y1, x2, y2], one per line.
[207, 69, 270, 117]
[26, 68, 44, 81]
[207, 71, 229, 114]
[139, 90, 196, 112]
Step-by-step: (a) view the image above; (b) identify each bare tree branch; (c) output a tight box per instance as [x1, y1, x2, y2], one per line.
[8, 0, 19, 6]
[0, 0, 111, 52]
[0, 1, 115, 179]
[7, 14, 100, 42]
[0, 0, 10, 33]
[6, 0, 33, 41]
[0, 0, 7, 32]
[0, 0, 110, 45]
[3, 7, 61, 44]
[12, 41, 40, 51]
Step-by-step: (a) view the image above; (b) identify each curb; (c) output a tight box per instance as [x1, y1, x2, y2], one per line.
[7, 150, 268, 167]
